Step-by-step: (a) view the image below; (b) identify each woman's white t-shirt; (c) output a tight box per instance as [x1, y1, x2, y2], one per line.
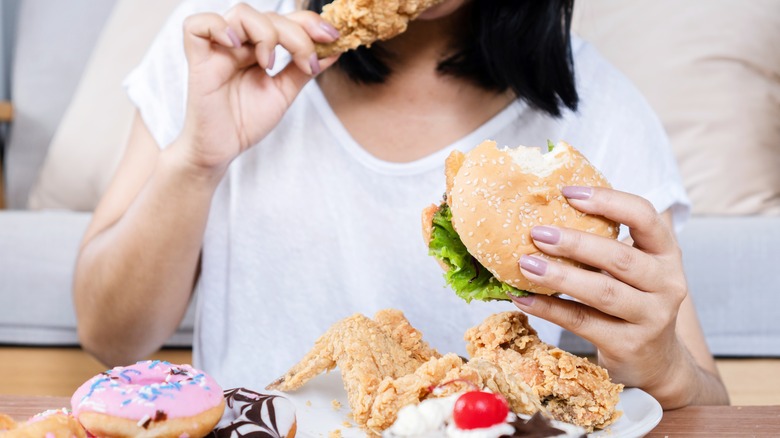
[125, 0, 690, 389]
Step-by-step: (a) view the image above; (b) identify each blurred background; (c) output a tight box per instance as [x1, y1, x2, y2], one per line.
[0, 0, 778, 402]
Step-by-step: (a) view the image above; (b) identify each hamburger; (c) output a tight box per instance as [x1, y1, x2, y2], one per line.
[422, 140, 619, 302]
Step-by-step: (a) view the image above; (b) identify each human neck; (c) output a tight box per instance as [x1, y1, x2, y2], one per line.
[316, 8, 515, 163]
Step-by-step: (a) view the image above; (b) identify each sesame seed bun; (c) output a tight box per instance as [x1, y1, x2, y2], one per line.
[427, 140, 618, 296]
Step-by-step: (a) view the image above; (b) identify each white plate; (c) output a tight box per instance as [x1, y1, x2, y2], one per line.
[271, 371, 662, 437]
[592, 385, 662, 438]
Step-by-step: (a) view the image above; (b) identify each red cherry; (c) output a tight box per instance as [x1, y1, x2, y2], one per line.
[452, 391, 510, 430]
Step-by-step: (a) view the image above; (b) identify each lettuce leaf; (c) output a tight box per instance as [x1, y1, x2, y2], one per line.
[428, 204, 528, 302]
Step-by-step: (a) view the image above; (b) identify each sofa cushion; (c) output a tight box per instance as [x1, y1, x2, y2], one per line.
[678, 217, 780, 356]
[27, 0, 180, 211]
[0, 211, 195, 346]
[4, 0, 116, 209]
[572, 0, 780, 215]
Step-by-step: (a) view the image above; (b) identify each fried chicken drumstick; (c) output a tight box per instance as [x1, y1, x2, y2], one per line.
[315, 0, 446, 58]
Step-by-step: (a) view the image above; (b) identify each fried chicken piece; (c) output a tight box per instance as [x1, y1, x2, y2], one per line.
[366, 353, 479, 435]
[465, 312, 623, 431]
[267, 311, 441, 429]
[373, 309, 439, 363]
[464, 357, 543, 415]
[315, 0, 446, 58]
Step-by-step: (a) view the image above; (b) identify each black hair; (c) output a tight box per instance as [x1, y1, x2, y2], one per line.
[307, 0, 578, 117]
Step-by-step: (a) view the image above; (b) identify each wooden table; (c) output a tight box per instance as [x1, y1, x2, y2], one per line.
[646, 406, 780, 437]
[2, 395, 779, 437]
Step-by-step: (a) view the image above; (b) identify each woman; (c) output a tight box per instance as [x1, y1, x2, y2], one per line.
[73, 0, 728, 408]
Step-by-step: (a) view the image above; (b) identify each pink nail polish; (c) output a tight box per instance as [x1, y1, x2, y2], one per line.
[319, 21, 340, 39]
[519, 255, 547, 276]
[562, 186, 593, 200]
[309, 53, 321, 75]
[226, 27, 241, 49]
[511, 294, 535, 307]
[267, 50, 276, 70]
[531, 226, 560, 245]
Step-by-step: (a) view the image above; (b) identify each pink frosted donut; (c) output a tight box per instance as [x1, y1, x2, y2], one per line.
[71, 360, 225, 438]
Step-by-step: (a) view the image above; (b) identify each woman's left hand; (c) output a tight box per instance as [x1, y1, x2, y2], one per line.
[510, 186, 698, 408]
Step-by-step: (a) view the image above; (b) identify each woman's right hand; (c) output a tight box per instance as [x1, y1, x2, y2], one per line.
[175, 4, 340, 173]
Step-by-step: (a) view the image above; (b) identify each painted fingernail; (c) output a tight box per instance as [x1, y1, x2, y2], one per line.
[226, 27, 241, 48]
[519, 255, 547, 276]
[562, 186, 593, 200]
[309, 53, 321, 75]
[510, 294, 535, 307]
[267, 50, 276, 70]
[319, 21, 340, 39]
[531, 226, 560, 245]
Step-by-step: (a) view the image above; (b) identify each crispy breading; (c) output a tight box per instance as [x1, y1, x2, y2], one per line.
[464, 357, 543, 415]
[366, 353, 479, 434]
[373, 309, 440, 363]
[315, 0, 445, 58]
[267, 311, 437, 429]
[271, 309, 622, 434]
[465, 312, 623, 431]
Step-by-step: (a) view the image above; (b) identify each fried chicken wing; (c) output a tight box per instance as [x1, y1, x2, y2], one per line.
[465, 312, 623, 431]
[373, 309, 440, 363]
[315, 0, 446, 58]
[267, 311, 441, 430]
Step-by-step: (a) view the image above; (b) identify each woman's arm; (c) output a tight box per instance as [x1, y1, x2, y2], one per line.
[511, 186, 729, 408]
[74, 113, 222, 366]
[73, 5, 340, 366]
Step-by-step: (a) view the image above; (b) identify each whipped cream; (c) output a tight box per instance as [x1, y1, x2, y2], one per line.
[383, 394, 585, 438]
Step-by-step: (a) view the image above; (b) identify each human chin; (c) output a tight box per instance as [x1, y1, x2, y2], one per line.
[417, 0, 469, 20]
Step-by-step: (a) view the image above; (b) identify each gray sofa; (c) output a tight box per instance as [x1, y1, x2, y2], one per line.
[0, 0, 193, 347]
[1, 0, 778, 357]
